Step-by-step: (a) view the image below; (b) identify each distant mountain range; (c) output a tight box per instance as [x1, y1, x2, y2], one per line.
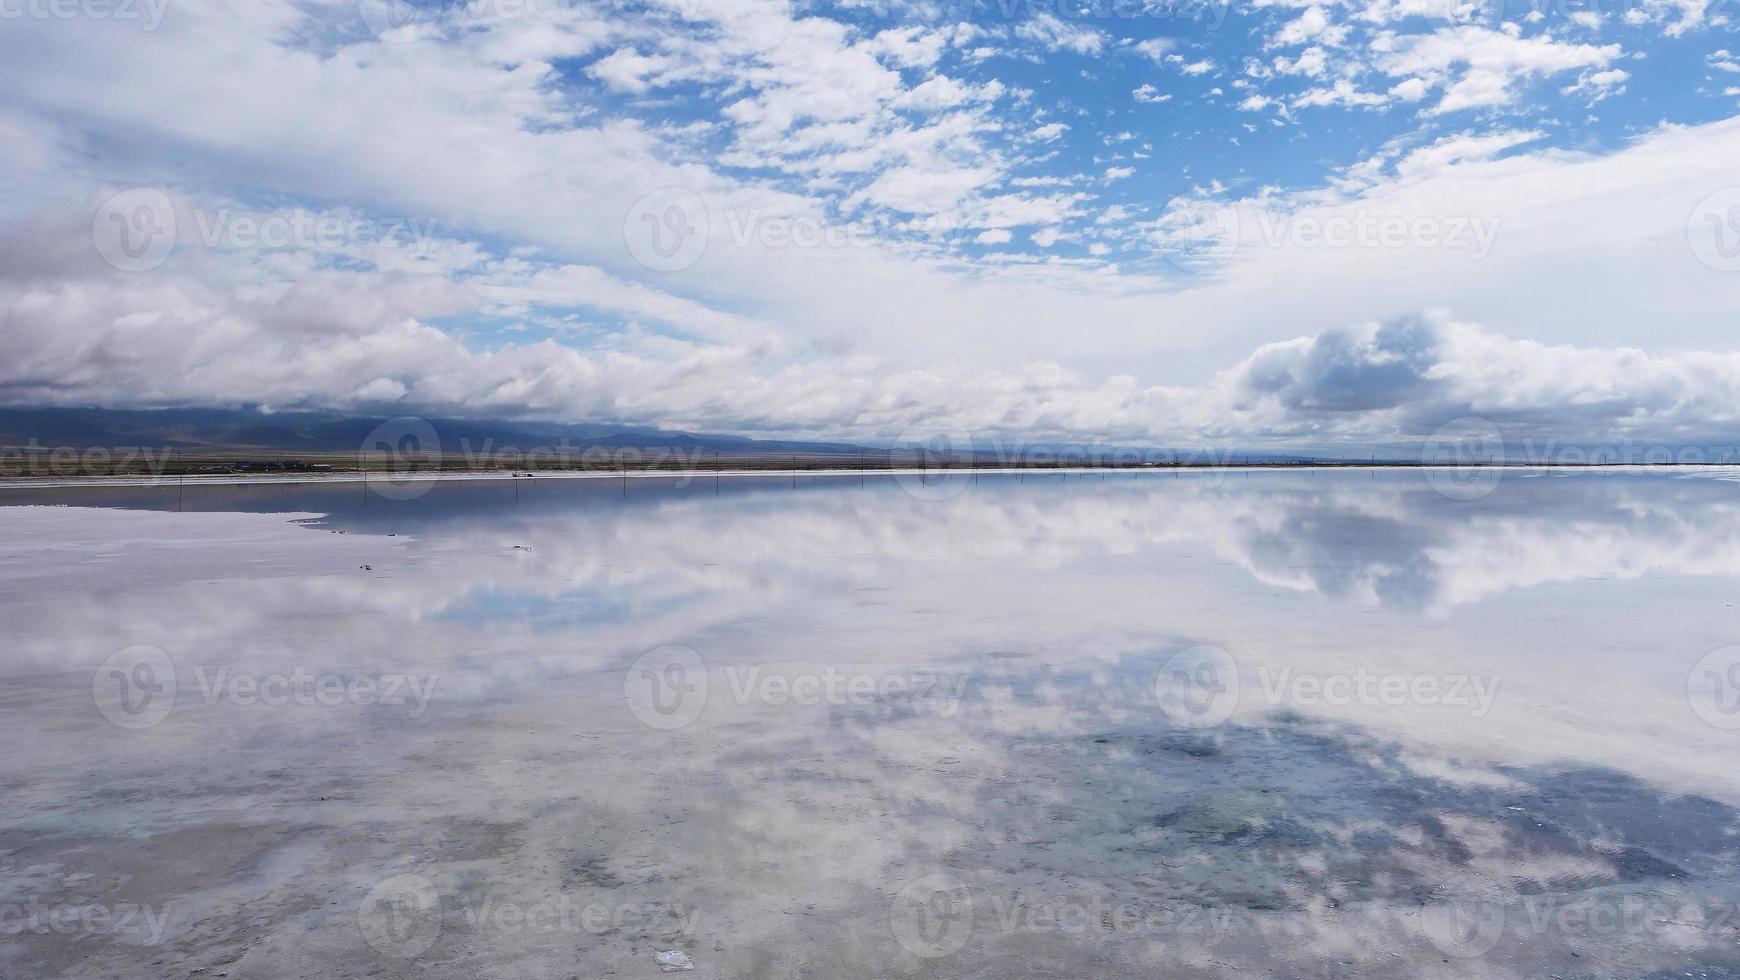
[0, 407, 870, 456]
[0, 406, 1345, 466]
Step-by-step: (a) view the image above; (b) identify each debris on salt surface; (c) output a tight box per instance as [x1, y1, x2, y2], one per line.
[654, 950, 695, 972]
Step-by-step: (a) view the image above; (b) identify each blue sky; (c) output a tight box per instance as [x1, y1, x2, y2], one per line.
[1, 0, 1739, 448]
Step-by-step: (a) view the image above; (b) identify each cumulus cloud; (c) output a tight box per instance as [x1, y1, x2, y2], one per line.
[0, 0, 1735, 453]
[1562, 67, 1630, 102]
[1376, 27, 1621, 114]
[6, 210, 1740, 450]
[1014, 14, 1105, 55]
[1236, 316, 1441, 414]
[1273, 7, 1348, 46]
[1132, 38, 1175, 61]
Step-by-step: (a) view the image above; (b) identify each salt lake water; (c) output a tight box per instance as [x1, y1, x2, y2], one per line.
[2, 468, 1738, 978]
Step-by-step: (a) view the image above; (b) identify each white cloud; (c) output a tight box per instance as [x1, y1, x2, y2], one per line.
[1387, 129, 1545, 180]
[0, 0, 1737, 451]
[1389, 77, 1430, 102]
[10, 232, 1740, 446]
[1275, 46, 1330, 77]
[1377, 27, 1621, 114]
[1014, 14, 1106, 55]
[1133, 84, 1173, 103]
[1293, 80, 1390, 109]
[858, 163, 1003, 214]
[1133, 38, 1175, 61]
[1273, 7, 1349, 47]
[894, 75, 1006, 111]
[585, 49, 671, 93]
[1563, 68, 1630, 102]
[869, 26, 948, 69]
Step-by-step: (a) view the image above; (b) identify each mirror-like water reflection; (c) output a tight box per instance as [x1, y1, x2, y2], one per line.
[3, 470, 1738, 978]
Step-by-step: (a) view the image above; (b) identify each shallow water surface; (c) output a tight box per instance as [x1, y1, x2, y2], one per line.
[2, 470, 1738, 978]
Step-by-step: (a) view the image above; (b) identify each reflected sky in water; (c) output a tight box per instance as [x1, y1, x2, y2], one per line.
[2, 470, 1738, 978]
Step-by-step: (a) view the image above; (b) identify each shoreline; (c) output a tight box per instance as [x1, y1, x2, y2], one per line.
[2, 461, 1737, 490]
